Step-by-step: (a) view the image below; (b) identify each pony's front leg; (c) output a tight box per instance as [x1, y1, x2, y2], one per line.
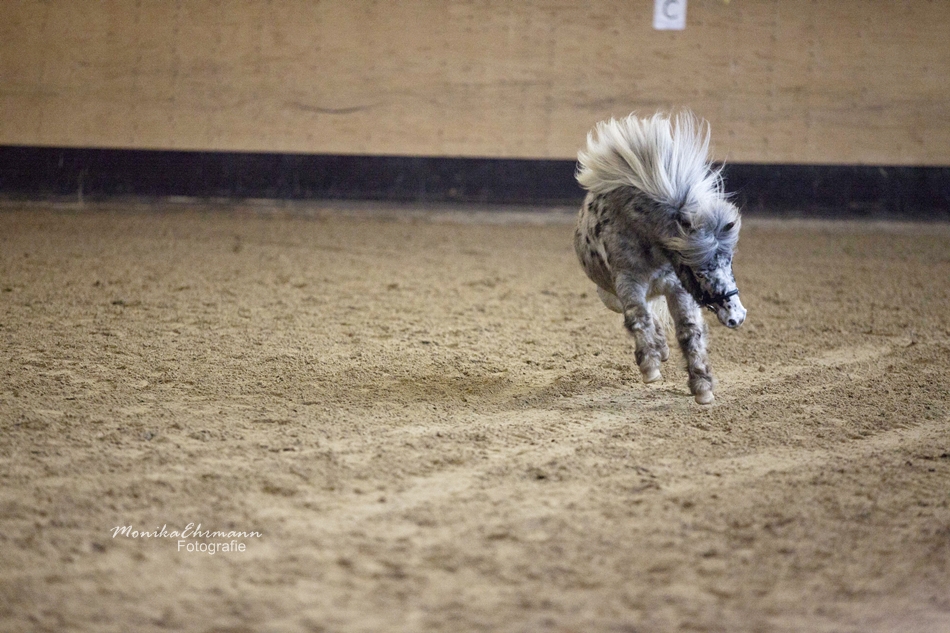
[666, 288, 715, 404]
[616, 278, 663, 384]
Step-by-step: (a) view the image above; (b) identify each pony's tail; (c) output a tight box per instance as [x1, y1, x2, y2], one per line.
[649, 296, 675, 338]
[575, 111, 722, 209]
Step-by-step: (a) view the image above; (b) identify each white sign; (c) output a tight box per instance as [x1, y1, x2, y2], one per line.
[654, 0, 687, 30]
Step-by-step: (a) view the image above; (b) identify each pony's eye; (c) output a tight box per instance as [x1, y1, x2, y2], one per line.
[723, 222, 735, 232]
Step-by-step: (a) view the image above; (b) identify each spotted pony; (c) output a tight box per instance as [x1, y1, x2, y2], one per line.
[574, 111, 746, 404]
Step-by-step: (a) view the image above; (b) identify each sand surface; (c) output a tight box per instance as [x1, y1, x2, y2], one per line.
[1, 202, 949, 633]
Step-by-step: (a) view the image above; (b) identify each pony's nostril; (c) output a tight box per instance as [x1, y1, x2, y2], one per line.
[727, 318, 737, 327]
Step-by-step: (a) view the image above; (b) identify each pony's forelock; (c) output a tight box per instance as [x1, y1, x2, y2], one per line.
[664, 201, 741, 268]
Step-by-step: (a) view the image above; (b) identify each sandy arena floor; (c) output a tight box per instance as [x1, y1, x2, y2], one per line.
[1, 201, 949, 633]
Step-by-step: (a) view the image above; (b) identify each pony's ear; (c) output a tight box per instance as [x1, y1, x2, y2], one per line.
[675, 209, 694, 232]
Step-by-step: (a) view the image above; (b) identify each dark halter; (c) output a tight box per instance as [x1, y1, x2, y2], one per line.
[701, 288, 740, 312]
[660, 245, 740, 312]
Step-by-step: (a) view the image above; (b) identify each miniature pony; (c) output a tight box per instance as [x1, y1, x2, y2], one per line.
[574, 112, 746, 404]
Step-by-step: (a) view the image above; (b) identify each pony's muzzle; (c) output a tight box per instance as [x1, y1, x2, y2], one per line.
[716, 295, 746, 329]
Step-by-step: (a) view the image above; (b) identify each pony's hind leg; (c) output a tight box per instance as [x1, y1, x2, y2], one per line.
[596, 286, 624, 313]
[666, 288, 715, 404]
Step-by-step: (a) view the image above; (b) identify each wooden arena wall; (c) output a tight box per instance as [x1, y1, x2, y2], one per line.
[2, 0, 949, 165]
[2, 1, 949, 215]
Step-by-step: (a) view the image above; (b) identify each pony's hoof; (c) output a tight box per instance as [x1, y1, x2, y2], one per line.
[642, 368, 662, 383]
[694, 390, 715, 405]
[659, 348, 670, 362]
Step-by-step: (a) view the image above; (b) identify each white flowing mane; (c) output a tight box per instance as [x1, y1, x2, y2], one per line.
[576, 111, 724, 211]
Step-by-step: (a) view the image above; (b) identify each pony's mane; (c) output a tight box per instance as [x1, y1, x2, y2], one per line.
[664, 206, 741, 268]
[576, 111, 724, 210]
